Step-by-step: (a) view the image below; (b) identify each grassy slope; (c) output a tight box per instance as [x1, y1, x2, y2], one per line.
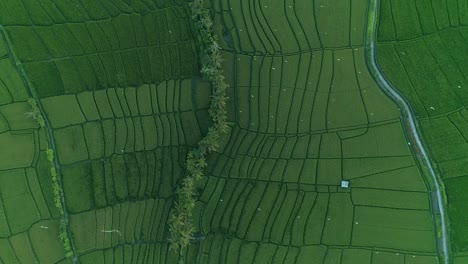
[377, 0, 468, 257]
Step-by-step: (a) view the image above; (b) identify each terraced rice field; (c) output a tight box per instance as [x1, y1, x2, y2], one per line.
[0, 0, 448, 263]
[188, 0, 440, 263]
[0, 0, 207, 263]
[376, 0, 468, 262]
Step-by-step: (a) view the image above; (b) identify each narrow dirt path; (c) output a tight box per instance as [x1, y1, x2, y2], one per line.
[364, 1, 450, 263]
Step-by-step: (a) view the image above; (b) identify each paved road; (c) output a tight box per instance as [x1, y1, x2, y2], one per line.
[365, 0, 450, 263]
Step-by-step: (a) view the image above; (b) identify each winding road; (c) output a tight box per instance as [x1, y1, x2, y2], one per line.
[365, 0, 450, 263]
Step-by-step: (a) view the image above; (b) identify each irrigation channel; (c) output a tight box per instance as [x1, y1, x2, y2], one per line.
[365, 0, 450, 263]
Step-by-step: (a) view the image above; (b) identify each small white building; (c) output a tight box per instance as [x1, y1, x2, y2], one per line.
[341, 180, 349, 188]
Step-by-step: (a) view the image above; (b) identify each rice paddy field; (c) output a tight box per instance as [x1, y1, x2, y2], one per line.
[376, 0, 468, 262]
[0, 0, 451, 263]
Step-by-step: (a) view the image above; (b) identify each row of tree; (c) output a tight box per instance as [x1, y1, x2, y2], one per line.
[169, 0, 230, 256]
[47, 149, 73, 258]
[28, 99, 73, 259]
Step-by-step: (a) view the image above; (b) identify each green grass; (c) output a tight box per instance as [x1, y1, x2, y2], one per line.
[341, 249, 371, 264]
[455, 256, 468, 264]
[62, 163, 94, 213]
[0, 102, 38, 130]
[83, 121, 105, 159]
[353, 207, 436, 252]
[446, 177, 468, 251]
[351, 188, 430, 210]
[322, 193, 354, 245]
[41, 95, 86, 128]
[9, 232, 37, 263]
[0, 59, 29, 101]
[53, 125, 89, 165]
[0, 132, 34, 169]
[0, 169, 41, 234]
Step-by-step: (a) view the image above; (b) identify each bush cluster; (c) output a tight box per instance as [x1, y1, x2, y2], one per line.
[27, 98, 45, 127]
[169, 0, 230, 253]
[28, 99, 73, 259]
[47, 149, 73, 258]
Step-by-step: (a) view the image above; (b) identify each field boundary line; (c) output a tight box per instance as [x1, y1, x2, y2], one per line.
[364, 1, 451, 263]
[0, 25, 79, 263]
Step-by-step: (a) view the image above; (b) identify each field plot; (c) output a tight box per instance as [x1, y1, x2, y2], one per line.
[0, 0, 210, 262]
[184, 0, 439, 262]
[377, 0, 468, 256]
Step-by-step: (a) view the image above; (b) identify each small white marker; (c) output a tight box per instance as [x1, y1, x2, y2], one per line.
[101, 230, 122, 236]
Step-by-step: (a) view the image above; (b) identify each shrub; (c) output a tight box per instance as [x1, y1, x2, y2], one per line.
[46, 149, 73, 258]
[27, 98, 45, 127]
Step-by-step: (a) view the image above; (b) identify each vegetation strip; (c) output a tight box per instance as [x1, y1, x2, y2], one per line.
[1, 26, 79, 263]
[169, 0, 229, 254]
[27, 99, 74, 260]
[365, 0, 450, 263]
